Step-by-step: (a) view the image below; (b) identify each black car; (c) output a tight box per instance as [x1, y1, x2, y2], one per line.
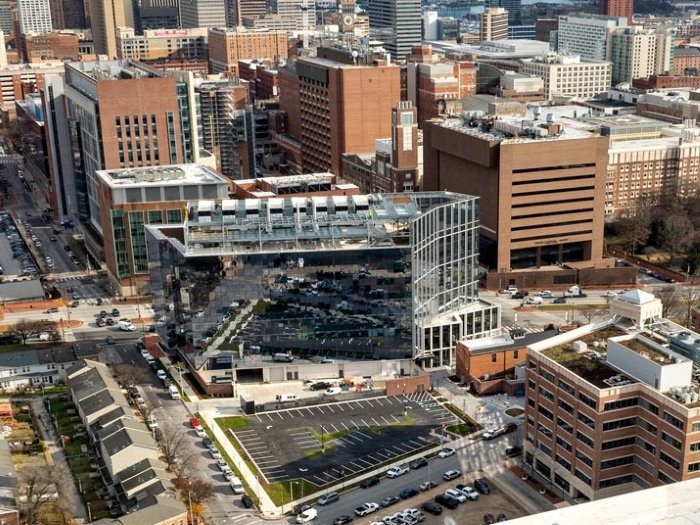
[553, 297, 567, 304]
[474, 478, 491, 495]
[497, 514, 507, 522]
[241, 494, 254, 508]
[334, 515, 353, 525]
[421, 502, 443, 516]
[106, 318, 115, 326]
[360, 476, 380, 489]
[310, 381, 332, 391]
[484, 513, 496, 524]
[505, 445, 521, 458]
[106, 336, 116, 345]
[434, 494, 459, 510]
[399, 487, 419, 499]
[409, 457, 428, 470]
[512, 292, 525, 299]
[203, 437, 213, 449]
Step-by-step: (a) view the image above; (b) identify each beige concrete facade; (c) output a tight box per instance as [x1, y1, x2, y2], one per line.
[208, 27, 288, 76]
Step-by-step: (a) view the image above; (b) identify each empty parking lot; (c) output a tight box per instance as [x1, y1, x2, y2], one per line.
[223, 393, 459, 487]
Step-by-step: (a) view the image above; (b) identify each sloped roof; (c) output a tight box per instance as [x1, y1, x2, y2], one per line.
[617, 288, 657, 305]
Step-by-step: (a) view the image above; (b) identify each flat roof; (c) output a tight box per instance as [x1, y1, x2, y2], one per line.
[96, 164, 228, 187]
[507, 476, 700, 525]
[464, 330, 559, 355]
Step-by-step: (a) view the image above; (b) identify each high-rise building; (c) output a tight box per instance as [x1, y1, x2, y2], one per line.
[610, 26, 657, 83]
[88, 0, 134, 57]
[116, 27, 209, 62]
[423, 11, 438, 40]
[524, 289, 700, 500]
[0, 4, 13, 35]
[279, 45, 401, 176]
[519, 54, 612, 100]
[535, 18, 558, 43]
[557, 14, 627, 62]
[480, 8, 509, 42]
[207, 28, 288, 76]
[368, 0, 421, 60]
[137, 0, 180, 31]
[197, 78, 250, 179]
[600, 0, 633, 25]
[485, 0, 521, 26]
[226, 0, 266, 27]
[179, 0, 226, 29]
[18, 0, 53, 35]
[49, 0, 87, 29]
[46, 61, 203, 287]
[423, 110, 609, 273]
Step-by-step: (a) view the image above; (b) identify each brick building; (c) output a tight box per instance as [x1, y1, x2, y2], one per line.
[21, 31, 79, 63]
[208, 27, 288, 76]
[633, 75, 700, 90]
[524, 289, 700, 501]
[673, 47, 700, 76]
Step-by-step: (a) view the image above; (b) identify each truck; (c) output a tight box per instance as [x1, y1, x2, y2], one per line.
[564, 285, 587, 298]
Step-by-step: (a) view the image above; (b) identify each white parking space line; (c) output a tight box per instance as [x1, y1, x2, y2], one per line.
[317, 406, 325, 413]
[327, 405, 335, 413]
[356, 430, 373, 439]
[295, 409, 304, 417]
[349, 461, 364, 471]
[337, 404, 344, 412]
[267, 474, 289, 480]
[391, 415, 400, 423]
[365, 398, 375, 407]
[371, 417, 380, 426]
[376, 451, 390, 459]
[305, 408, 314, 415]
[255, 460, 281, 466]
[289, 431, 310, 437]
[341, 422, 350, 431]
[357, 458, 373, 467]
[236, 429, 257, 434]
[266, 413, 274, 422]
[381, 416, 391, 425]
[277, 412, 285, 420]
[313, 475, 326, 483]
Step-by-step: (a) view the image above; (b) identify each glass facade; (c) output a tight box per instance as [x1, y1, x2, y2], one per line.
[146, 192, 499, 367]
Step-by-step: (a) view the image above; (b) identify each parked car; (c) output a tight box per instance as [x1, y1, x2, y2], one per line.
[459, 486, 479, 501]
[209, 448, 222, 460]
[241, 494, 254, 508]
[474, 478, 491, 495]
[553, 297, 567, 304]
[360, 477, 380, 489]
[444, 489, 466, 503]
[105, 318, 115, 326]
[442, 470, 460, 481]
[409, 457, 427, 470]
[111, 308, 120, 316]
[496, 514, 507, 522]
[156, 369, 167, 381]
[399, 488, 419, 500]
[502, 422, 517, 433]
[419, 481, 437, 492]
[380, 496, 399, 508]
[387, 464, 409, 478]
[96, 318, 106, 327]
[505, 445, 521, 458]
[420, 502, 442, 516]
[484, 513, 496, 524]
[69, 300, 79, 308]
[434, 494, 459, 510]
[354, 502, 379, 517]
[333, 515, 353, 525]
[438, 447, 455, 458]
[296, 509, 318, 523]
[318, 492, 339, 506]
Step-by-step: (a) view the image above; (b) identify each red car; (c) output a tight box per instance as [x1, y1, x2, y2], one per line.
[190, 416, 202, 429]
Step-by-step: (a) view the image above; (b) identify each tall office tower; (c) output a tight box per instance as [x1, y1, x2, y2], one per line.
[558, 14, 627, 62]
[654, 27, 674, 75]
[88, 0, 134, 57]
[279, 45, 401, 175]
[600, 0, 633, 24]
[423, 11, 438, 40]
[368, 0, 421, 60]
[49, 0, 87, 29]
[138, 0, 180, 30]
[485, 0, 521, 26]
[480, 8, 509, 42]
[226, 0, 266, 27]
[197, 78, 249, 179]
[180, 0, 225, 28]
[374, 101, 419, 192]
[208, 28, 288, 76]
[46, 60, 200, 288]
[610, 26, 657, 83]
[269, 0, 316, 30]
[0, 4, 13, 35]
[18, 0, 53, 34]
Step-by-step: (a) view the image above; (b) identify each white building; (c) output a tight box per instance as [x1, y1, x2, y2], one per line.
[423, 11, 438, 41]
[557, 14, 626, 62]
[610, 26, 658, 84]
[18, 0, 53, 34]
[520, 54, 612, 100]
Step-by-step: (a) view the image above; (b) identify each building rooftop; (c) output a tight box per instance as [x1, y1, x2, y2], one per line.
[425, 39, 551, 60]
[96, 164, 229, 188]
[464, 329, 560, 355]
[67, 60, 163, 81]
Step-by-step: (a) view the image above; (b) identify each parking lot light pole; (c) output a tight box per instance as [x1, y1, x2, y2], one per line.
[320, 425, 326, 453]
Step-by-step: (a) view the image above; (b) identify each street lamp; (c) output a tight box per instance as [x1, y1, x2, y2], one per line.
[87, 501, 92, 522]
[290, 480, 299, 511]
[320, 425, 326, 453]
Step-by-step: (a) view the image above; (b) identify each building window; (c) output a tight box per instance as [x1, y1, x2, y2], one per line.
[603, 417, 636, 431]
[690, 442, 700, 452]
[538, 405, 553, 421]
[556, 435, 572, 452]
[599, 474, 634, 489]
[604, 397, 638, 411]
[575, 450, 593, 467]
[662, 432, 682, 450]
[688, 462, 700, 473]
[576, 430, 594, 448]
[167, 209, 182, 223]
[558, 379, 574, 396]
[492, 353, 497, 363]
[640, 398, 659, 415]
[555, 454, 571, 471]
[539, 387, 554, 402]
[578, 392, 597, 410]
[663, 411, 684, 431]
[691, 422, 700, 432]
[601, 455, 634, 469]
[575, 469, 591, 486]
[660, 451, 680, 471]
[558, 399, 573, 414]
[639, 418, 657, 435]
[557, 417, 573, 434]
[540, 368, 555, 383]
[148, 210, 163, 224]
[602, 436, 635, 450]
[578, 411, 596, 429]
[513, 349, 519, 359]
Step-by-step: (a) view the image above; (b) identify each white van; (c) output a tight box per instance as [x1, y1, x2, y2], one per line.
[117, 320, 135, 331]
[276, 394, 297, 402]
[168, 384, 181, 400]
[230, 476, 244, 494]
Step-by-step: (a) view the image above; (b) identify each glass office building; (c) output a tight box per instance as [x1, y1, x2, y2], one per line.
[146, 192, 499, 367]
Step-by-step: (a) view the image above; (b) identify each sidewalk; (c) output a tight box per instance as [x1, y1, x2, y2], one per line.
[28, 397, 88, 523]
[484, 461, 557, 515]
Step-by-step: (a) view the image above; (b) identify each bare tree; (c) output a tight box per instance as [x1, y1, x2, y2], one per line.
[18, 464, 69, 524]
[581, 307, 607, 324]
[12, 319, 56, 346]
[661, 212, 694, 265]
[112, 363, 150, 389]
[171, 446, 198, 480]
[158, 421, 194, 472]
[656, 285, 678, 319]
[677, 286, 700, 329]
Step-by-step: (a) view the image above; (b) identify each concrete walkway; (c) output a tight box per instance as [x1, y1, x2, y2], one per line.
[29, 397, 88, 523]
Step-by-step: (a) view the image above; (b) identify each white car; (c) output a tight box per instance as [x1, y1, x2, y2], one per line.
[438, 447, 455, 458]
[443, 469, 461, 481]
[444, 489, 466, 503]
[354, 502, 379, 517]
[156, 369, 167, 380]
[386, 464, 409, 478]
[210, 448, 222, 460]
[216, 458, 229, 471]
[603, 291, 618, 298]
[140, 348, 151, 359]
[482, 427, 500, 440]
[117, 320, 135, 331]
[296, 509, 318, 524]
[194, 427, 206, 438]
[460, 486, 479, 501]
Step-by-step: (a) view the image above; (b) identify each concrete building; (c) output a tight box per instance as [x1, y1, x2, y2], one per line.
[405, 46, 478, 127]
[49, 0, 86, 30]
[600, 0, 633, 25]
[423, 10, 438, 41]
[278, 45, 401, 176]
[88, 0, 134, 57]
[197, 77, 250, 180]
[674, 47, 700, 76]
[610, 26, 659, 84]
[15, 93, 52, 211]
[21, 31, 79, 62]
[116, 28, 208, 62]
[368, 0, 421, 60]
[207, 28, 288, 76]
[480, 8, 509, 42]
[524, 289, 700, 500]
[18, 0, 53, 35]
[508, 25, 535, 40]
[520, 54, 612, 100]
[146, 192, 500, 367]
[636, 89, 700, 124]
[557, 14, 627, 62]
[423, 108, 609, 275]
[485, 0, 521, 26]
[179, 0, 225, 28]
[496, 71, 545, 102]
[226, 0, 266, 28]
[535, 18, 558, 43]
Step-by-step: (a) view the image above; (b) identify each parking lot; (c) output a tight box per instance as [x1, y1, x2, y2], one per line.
[227, 393, 459, 487]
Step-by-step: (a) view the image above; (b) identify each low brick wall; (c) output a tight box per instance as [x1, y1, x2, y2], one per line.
[385, 374, 431, 396]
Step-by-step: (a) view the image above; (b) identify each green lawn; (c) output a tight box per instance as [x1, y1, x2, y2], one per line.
[268, 478, 318, 507]
[446, 423, 474, 436]
[217, 416, 249, 431]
